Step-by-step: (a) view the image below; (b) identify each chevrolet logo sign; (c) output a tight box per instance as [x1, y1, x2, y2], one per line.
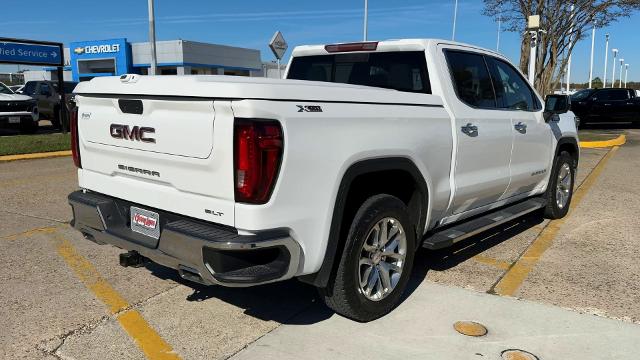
[73, 47, 85, 54]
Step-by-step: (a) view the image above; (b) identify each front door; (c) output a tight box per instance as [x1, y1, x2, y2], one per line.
[486, 57, 551, 198]
[444, 50, 513, 214]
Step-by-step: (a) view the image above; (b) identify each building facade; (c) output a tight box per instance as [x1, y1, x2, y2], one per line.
[26, 38, 270, 82]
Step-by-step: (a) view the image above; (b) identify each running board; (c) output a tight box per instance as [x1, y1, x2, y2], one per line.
[422, 198, 546, 250]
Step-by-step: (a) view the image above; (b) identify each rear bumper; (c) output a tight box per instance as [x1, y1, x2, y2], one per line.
[68, 190, 301, 287]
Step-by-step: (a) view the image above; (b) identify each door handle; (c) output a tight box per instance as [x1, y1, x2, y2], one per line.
[461, 123, 478, 137]
[514, 122, 527, 133]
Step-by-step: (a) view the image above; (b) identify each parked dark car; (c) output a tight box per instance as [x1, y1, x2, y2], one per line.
[571, 88, 640, 127]
[20, 80, 78, 129]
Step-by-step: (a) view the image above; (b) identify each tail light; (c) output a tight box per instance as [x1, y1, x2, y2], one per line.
[234, 119, 283, 204]
[70, 106, 81, 168]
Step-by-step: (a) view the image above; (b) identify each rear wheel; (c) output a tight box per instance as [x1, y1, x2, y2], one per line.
[543, 151, 575, 219]
[320, 194, 416, 322]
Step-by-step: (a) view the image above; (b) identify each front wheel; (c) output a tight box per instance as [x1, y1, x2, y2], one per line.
[543, 151, 576, 219]
[19, 117, 38, 134]
[320, 194, 416, 322]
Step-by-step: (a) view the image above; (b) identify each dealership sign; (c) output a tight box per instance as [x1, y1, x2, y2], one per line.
[74, 43, 121, 55]
[269, 31, 288, 60]
[0, 38, 63, 66]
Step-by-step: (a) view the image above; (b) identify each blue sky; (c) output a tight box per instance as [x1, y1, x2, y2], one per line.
[2, 0, 638, 82]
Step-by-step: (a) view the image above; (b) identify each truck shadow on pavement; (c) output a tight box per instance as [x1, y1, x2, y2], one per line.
[141, 212, 545, 325]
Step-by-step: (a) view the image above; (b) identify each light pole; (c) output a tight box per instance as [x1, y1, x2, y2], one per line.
[624, 64, 629, 88]
[611, 48, 618, 88]
[148, 0, 158, 75]
[452, 0, 458, 40]
[618, 59, 624, 87]
[526, 15, 541, 86]
[496, 15, 501, 52]
[588, 23, 595, 88]
[363, 0, 368, 41]
[566, 4, 575, 94]
[603, 34, 609, 87]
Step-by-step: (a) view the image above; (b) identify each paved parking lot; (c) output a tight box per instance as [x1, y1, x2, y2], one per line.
[1, 129, 639, 360]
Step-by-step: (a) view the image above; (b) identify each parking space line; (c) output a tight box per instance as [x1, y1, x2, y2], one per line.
[53, 231, 181, 360]
[1, 226, 58, 241]
[472, 255, 511, 270]
[491, 146, 620, 297]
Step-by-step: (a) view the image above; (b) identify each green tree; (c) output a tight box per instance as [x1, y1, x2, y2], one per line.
[483, 0, 640, 95]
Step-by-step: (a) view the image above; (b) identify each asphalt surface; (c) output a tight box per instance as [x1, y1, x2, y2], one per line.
[1, 128, 638, 359]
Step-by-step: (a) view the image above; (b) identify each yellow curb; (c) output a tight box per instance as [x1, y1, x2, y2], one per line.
[579, 134, 626, 148]
[0, 150, 72, 162]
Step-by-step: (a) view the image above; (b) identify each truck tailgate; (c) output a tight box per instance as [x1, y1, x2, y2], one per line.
[75, 95, 235, 227]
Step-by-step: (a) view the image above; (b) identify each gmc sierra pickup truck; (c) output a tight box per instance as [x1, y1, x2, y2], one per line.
[68, 39, 578, 322]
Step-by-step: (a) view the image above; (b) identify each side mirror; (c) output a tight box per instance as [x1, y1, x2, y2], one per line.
[544, 94, 570, 122]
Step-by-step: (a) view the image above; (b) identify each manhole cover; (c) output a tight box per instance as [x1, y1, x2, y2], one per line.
[501, 349, 539, 360]
[453, 321, 487, 337]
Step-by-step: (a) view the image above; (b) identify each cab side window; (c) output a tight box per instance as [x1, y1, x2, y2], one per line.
[596, 89, 629, 101]
[445, 50, 496, 108]
[40, 83, 51, 96]
[487, 58, 537, 111]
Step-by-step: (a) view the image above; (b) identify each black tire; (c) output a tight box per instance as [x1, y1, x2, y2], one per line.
[543, 151, 576, 219]
[19, 117, 38, 134]
[320, 194, 416, 322]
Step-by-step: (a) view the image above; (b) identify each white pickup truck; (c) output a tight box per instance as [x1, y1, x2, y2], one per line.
[68, 39, 578, 321]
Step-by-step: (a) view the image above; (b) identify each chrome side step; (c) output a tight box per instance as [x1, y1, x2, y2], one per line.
[422, 198, 546, 250]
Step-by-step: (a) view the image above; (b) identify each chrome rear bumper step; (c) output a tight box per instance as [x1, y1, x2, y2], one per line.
[422, 198, 546, 250]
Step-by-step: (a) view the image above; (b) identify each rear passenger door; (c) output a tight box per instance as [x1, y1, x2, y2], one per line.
[444, 50, 513, 214]
[591, 89, 630, 120]
[486, 57, 551, 198]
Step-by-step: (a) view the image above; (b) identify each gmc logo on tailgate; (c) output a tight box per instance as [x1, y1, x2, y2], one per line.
[110, 124, 156, 143]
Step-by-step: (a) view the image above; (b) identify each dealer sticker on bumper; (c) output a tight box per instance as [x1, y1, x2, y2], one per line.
[130, 206, 160, 239]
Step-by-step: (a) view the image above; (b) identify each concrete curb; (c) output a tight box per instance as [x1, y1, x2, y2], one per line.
[579, 134, 626, 148]
[0, 150, 72, 163]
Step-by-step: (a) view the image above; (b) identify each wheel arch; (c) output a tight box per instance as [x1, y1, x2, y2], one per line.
[556, 137, 580, 166]
[299, 157, 429, 290]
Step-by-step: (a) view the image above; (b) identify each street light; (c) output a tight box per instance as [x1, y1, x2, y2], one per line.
[624, 64, 629, 88]
[588, 23, 596, 89]
[363, 0, 368, 41]
[566, 4, 575, 93]
[148, 0, 158, 75]
[611, 48, 618, 88]
[619, 59, 624, 88]
[603, 34, 609, 87]
[452, 0, 459, 40]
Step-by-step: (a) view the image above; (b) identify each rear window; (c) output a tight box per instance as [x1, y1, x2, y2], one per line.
[287, 51, 431, 94]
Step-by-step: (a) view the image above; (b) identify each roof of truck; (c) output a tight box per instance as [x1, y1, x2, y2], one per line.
[291, 38, 504, 58]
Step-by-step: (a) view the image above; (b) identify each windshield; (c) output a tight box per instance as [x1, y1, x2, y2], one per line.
[22, 81, 38, 96]
[571, 89, 594, 101]
[287, 51, 431, 94]
[0, 82, 13, 95]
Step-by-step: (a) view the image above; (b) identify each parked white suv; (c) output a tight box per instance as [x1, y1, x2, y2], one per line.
[0, 82, 39, 133]
[68, 39, 578, 321]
